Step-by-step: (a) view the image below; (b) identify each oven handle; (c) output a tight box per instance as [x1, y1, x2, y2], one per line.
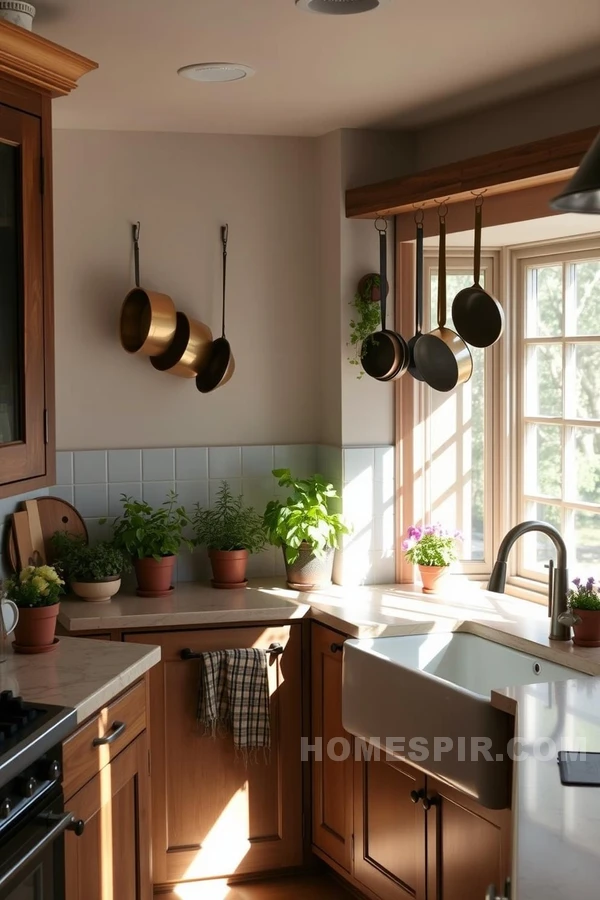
[0, 812, 84, 890]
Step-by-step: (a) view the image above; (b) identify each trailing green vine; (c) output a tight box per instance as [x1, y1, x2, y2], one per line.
[348, 273, 381, 377]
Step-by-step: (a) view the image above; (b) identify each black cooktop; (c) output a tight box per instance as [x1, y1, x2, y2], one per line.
[0, 691, 76, 790]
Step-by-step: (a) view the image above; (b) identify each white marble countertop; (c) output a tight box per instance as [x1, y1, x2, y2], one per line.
[493, 679, 600, 900]
[0, 635, 160, 724]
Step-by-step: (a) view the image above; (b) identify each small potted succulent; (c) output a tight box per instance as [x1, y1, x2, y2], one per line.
[4, 564, 64, 652]
[562, 577, 600, 647]
[50, 532, 130, 603]
[192, 481, 266, 588]
[403, 524, 462, 593]
[110, 491, 191, 597]
[263, 468, 350, 591]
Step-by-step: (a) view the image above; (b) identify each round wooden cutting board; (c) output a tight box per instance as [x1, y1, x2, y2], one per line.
[6, 497, 88, 572]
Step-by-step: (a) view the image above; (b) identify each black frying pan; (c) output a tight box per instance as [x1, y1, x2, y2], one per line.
[407, 214, 425, 381]
[361, 219, 409, 382]
[452, 198, 504, 348]
[196, 224, 235, 394]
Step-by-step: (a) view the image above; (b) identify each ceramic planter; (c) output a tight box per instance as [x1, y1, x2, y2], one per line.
[13, 603, 59, 652]
[284, 543, 334, 592]
[71, 576, 122, 603]
[208, 549, 249, 589]
[418, 564, 449, 594]
[0, 2, 36, 29]
[133, 556, 175, 597]
[571, 608, 600, 647]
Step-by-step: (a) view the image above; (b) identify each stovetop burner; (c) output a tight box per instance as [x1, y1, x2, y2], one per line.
[0, 691, 45, 744]
[0, 692, 76, 791]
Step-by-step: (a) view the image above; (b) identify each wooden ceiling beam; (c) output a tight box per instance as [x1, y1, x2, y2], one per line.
[345, 126, 599, 219]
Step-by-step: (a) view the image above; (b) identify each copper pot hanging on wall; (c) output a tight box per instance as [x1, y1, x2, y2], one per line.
[150, 311, 213, 379]
[119, 222, 177, 356]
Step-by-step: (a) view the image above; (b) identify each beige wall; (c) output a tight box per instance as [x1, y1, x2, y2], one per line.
[52, 130, 318, 450]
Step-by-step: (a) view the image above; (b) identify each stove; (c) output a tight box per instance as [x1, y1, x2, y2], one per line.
[0, 691, 76, 791]
[0, 692, 81, 898]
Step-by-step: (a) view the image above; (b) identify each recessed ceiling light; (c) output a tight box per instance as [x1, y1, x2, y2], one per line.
[295, 0, 390, 14]
[177, 63, 255, 83]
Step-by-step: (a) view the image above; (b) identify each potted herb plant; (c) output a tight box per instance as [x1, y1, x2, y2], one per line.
[192, 481, 266, 588]
[110, 491, 191, 597]
[348, 273, 384, 376]
[51, 532, 129, 603]
[263, 468, 350, 591]
[403, 524, 462, 593]
[563, 577, 600, 647]
[4, 564, 64, 652]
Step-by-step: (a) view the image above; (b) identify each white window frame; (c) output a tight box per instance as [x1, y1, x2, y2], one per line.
[510, 235, 600, 590]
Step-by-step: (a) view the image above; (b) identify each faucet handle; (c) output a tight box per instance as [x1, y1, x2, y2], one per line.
[545, 560, 555, 618]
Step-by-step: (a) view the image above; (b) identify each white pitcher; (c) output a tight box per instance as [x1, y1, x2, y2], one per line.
[0, 597, 19, 662]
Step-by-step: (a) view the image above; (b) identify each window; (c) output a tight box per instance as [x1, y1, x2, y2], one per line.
[402, 232, 600, 594]
[515, 242, 600, 582]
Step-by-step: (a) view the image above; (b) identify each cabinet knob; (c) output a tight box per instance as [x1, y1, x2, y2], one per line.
[330, 643, 344, 654]
[422, 795, 439, 811]
[410, 789, 425, 804]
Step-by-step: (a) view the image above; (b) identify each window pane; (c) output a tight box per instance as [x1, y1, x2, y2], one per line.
[570, 426, 600, 504]
[575, 510, 600, 568]
[572, 260, 600, 336]
[525, 344, 562, 417]
[525, 424, 561, 498]
[427, 269, 486, 562]
[523, 502, 561, 569]
[526, 265, 562, 337]
[0, 141, 22, 445]
[573, 343, 600, 419]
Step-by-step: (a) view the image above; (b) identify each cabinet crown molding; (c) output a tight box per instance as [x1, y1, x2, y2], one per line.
[0, 20, 97, 96]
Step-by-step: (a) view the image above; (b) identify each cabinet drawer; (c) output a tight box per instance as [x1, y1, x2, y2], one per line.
[63, 680, 146, 800]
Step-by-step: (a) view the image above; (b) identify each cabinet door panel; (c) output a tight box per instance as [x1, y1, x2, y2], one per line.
[126, 626, 303, 887]
[427, 776, 511, 900]
[311, 623, 353, 871]
[64, 731, 151, 900]
[354, 756, 426, 900]
[0, 103, 45, 485]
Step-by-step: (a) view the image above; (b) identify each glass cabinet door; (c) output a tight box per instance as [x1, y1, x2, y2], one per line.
[0, 104, 45, 487]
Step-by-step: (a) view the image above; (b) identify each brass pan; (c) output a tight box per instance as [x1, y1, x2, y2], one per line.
[151, 312, 213, 379]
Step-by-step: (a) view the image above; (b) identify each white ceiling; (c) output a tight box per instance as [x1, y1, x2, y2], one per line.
[38, 0, 600, 136]
[423, 213, 600, 248]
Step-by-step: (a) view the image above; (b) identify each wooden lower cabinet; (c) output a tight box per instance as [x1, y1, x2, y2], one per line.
[426, 776, 511, 900]
[311, 624, 353, 872]
[64, 730, 151, 900]
[353, 755, 511, 900]
[126, 625, 303, 889]
[354, 756, 426, 900]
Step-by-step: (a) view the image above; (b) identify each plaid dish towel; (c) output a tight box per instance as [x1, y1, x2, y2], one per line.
[197, 648, 271, 760]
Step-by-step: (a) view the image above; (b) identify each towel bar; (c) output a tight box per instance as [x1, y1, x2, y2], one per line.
[180, 642, 284, 661]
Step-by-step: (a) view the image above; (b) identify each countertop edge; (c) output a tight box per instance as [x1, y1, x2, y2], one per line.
[73, 643, 161, 723]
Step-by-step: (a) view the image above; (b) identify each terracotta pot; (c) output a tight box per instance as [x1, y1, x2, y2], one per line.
[572, 608, 600, 647]
[208, 549, 249, 588]
[71, 577, 121, 603]
[418, 564, 449, 594]
[133, 556, 175, 596]
[13, 603, 59, 650]
[284, 543, 334, 592]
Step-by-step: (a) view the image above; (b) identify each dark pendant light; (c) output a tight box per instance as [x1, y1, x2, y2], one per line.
[551, 130, 600, 213]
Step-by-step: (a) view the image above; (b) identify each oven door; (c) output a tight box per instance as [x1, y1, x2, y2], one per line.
[0, 790, 74, 900]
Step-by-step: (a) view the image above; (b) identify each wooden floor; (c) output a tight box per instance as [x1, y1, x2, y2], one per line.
[159, 873, 359, 899]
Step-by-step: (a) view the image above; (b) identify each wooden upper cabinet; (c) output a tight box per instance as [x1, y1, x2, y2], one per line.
[0, 23, 95, 498]
[311, 623, 354, 872]
[125, 625, 304, 890]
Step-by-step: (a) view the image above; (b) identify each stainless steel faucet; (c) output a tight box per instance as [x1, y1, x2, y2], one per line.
[488, 520, 570, 641]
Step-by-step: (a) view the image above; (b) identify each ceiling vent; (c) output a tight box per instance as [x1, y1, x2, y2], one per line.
[295, 0, 389, 13]
[177, 63, 255, 83]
